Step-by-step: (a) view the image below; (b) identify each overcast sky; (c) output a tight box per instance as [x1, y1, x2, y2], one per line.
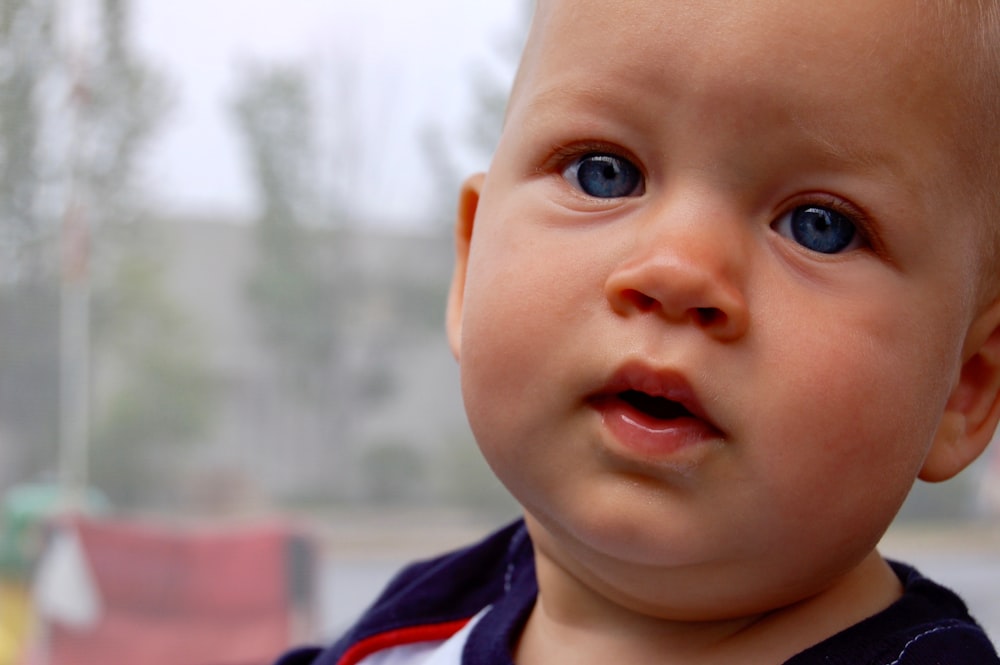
[132, 0, 524, 226]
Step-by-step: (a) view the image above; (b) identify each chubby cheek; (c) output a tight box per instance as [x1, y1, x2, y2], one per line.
[457, 314, 571, 511]
[458, 205, 601, 391]
[458, 245, 564, 401]
[748, 295, 960, 546]
[456, 223, 599, 497]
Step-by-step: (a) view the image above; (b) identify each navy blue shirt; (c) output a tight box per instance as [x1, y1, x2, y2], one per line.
[276, 520, 999, 665]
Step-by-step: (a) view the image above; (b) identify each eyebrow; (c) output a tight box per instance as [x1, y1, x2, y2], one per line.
[515, 83, 629, 126]
[518, 84, 904, 173]
[790, 118, 901, 177]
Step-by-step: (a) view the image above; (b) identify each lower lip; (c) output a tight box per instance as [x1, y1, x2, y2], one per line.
[593, 398, 723, 459]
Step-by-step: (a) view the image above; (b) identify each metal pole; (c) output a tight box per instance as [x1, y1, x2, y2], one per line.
[57, 0, 94, 513]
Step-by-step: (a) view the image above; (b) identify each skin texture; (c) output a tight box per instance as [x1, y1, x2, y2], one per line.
[447, 0, 1000, 662]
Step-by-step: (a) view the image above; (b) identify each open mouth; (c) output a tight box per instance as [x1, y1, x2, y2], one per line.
[590, 365, 724, 457]
[618, 390, 695, 422]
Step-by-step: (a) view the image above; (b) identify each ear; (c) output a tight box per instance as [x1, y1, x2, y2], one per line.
[446, 173, 485, 361]
[920, 299, 1000, 482]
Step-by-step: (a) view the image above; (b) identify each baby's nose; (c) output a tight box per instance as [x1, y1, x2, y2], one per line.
[603, 211, 750, 341]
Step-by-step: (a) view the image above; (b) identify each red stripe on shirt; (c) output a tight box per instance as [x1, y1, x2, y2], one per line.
[337, 619, 472, 665]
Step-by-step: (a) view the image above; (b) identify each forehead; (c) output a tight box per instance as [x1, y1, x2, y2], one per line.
[509, 0, 981, 216]
[518, 0, 954, 117]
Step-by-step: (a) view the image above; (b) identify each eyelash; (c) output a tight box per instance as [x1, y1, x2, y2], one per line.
[545, 141, 643, 177]
[776, 194, 876, 249]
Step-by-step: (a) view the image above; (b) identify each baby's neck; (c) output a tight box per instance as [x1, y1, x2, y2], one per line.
[516, 549, 902, 665]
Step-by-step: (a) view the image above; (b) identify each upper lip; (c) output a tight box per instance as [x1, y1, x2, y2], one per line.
[587, 361, 719, 428]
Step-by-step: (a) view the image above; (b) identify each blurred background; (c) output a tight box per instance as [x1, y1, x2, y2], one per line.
[0, 1, 997, 663]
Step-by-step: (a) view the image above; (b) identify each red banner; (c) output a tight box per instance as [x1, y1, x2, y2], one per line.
[29, 516, 314, 665]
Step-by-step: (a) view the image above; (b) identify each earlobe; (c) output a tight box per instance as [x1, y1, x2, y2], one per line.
[920, 301, 1000, 482]
[446, 173, 485, 361]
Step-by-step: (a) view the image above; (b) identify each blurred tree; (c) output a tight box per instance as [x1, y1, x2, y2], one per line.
[0, 0, 58, 281]
[421, 0, 533, 226]
[83, 1, 219, 509]
[74, 0, 166, 240]
[232, 63, 471, 503]
[0, 0, 163, 276]
[0, 0, 218, 508]
[232, 64, 377, 501]
[230, 6, 536, 506]
[0, 0, 62, 483]
[89, 231, 218, 508]
[0, 285, 60, 484]
[232, 65, 335, 402]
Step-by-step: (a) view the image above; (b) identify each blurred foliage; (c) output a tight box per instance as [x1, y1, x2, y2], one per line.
[0, 0, 218, 509]
[89, 229, 218, 507]
[78, 1, 218, 508]
[0, 0, 534, 514]
[420, 0, 533, 225]
[73, 0, 168, 237]
[231, 64, 398, 503]
[0, 0, 58, 281]
[0, 284, 60, 480]
[232, 65, 336, 402]
[0, 0, 62, 480]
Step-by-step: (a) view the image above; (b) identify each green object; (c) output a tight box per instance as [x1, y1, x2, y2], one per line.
[0, 484, 109, 579]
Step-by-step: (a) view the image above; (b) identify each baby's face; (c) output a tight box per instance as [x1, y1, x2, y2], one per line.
[449, 0, 995, 617]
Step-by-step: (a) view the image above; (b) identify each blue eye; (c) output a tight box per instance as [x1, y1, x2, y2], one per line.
[564, 153, 643, 198]
[776, 205, 859, 254]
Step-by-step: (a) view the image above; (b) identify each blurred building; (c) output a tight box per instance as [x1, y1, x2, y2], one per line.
[150, 217, 484, 511]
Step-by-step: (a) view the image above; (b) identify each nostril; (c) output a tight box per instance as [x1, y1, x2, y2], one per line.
[694, 307, 725, 327]
[622, 289, 658, 312]
[606, 266, 748, 339]
[619, 293, 727, 326]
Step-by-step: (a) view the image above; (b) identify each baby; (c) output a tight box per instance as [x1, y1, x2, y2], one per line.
[277, 0, 1000, 663]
